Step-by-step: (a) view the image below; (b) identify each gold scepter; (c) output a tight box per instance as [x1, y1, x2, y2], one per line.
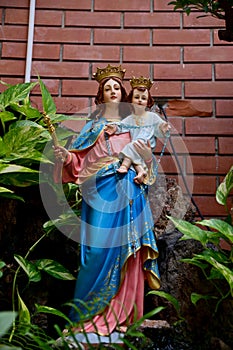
[43, 112, 59, 147]
[43, 113, 68, 162]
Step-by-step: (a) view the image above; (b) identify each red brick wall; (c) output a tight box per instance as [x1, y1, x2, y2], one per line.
[0, 0, 232, 218]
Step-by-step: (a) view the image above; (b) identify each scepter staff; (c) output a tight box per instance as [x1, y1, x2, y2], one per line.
[43, 112, 70, 163]
[43, 112, 59, 147]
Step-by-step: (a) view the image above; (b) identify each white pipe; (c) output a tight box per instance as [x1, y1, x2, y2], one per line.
[25, 0, 36, 82]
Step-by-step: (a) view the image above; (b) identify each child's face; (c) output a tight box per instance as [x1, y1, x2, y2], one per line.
[132, 88, 148, 110]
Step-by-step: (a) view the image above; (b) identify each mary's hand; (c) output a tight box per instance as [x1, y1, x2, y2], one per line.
[104, 124, 117, 135]
[133, 140, 152, 163]
[160, 122, 171, 135]
[53, 145, 70, 163]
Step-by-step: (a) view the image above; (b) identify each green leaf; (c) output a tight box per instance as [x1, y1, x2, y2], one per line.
[0, 171, 39, 187]
[14, 255, 41, 282]
[126, 330, 145, 338]
[4, 120, 50, 157]
[148, 290, 180, 314]
[216, 166, 233, 206]
[0, 137, 7, 157]
[0, 260, 5, 269]
[49, 113, 86, 123]
[167, 216, 208, 245]
[0, 261, 5, 278]
[0, 82, 37, 108]
[194, 254, 233, 294]
[38, 77, 56, 116]
[191, 292, 216, 306]
[0, 163, 38, 174]
[199, 219, 233, 244]
[0, 311, 18, 337]
[181, 257, 209, 270]
[126, 306, 165, 334]
[9, 103, 42, 120]
[36, 259, 75, 280]
[17, 289, 31, 325]
[207, 266, 224, 280]
[35, 304, 73, 325]
[0, 186, 24, 201]
[0, 111, 17, 122]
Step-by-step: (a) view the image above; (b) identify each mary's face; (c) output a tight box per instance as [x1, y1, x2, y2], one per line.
[103, 78, 122, 104]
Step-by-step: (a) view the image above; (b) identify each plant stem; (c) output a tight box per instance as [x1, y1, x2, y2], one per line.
[9, 232, 48, 342]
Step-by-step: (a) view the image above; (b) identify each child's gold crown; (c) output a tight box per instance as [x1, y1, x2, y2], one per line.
[93, 64, 126, 83]
[130, 76, 153, 90]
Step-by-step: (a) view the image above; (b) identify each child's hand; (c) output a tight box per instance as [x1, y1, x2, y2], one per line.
[104, 124, 117, 135]
[160, 122, 171, 135]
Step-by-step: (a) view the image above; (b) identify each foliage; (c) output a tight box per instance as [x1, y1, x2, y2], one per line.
[0, 79, 77, 201]
[8, 231, 76, 343]
[0, 260, 6, 278]
[0, 300, 166, 349]
[168, 165, 233, 312]
[168, 0, 233, 19]
[148, 290, 185, 323]
[0, 79, 83, 348]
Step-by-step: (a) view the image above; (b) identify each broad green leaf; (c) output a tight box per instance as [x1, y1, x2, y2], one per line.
[9, 103, 42, 120]
[0, 186, 24, 201]
[201, 249, 230, 265]
[49, 113, 86, 123]
[181, 257, 209, 270]
[194, 254, 233, 293]
[0, 137, 6, 158]
[7, 150, 52, 165]
[9, 119, 44, 130]
[0, 111, 16, 122]
[126, 330, 145, 338]
[127, 306, 165, 334]
[216, 166, 233, 206]
[38, 78, 56, 116]
[35, 304, 73, 325]
[14, 255, 41, 282]
[148, 290, 180, 314]
[0, 163, 38, 174]
[43, 212, 79, 230]
[0, 171, 39, 187]
[191, 293, 216, 306]
[199, 219, 233, 244]
[0, 186, 14, 194]
[4, 121, 50, 156]
[207, 266, 224, 280]
[17, 289, 31, 325]
[0, 311, 18, 337]
[0, 260, 6, 278]
[1, 122, 52, 165]
[36, 259, 75, 280]
[0, 260, 5, 269]
[167, 216, 208, 245]
[0, 82, 37, 108]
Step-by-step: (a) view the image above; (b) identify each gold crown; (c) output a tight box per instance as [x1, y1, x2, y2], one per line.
[130, 76, 153, 90]
[93, 64, 126, 83]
